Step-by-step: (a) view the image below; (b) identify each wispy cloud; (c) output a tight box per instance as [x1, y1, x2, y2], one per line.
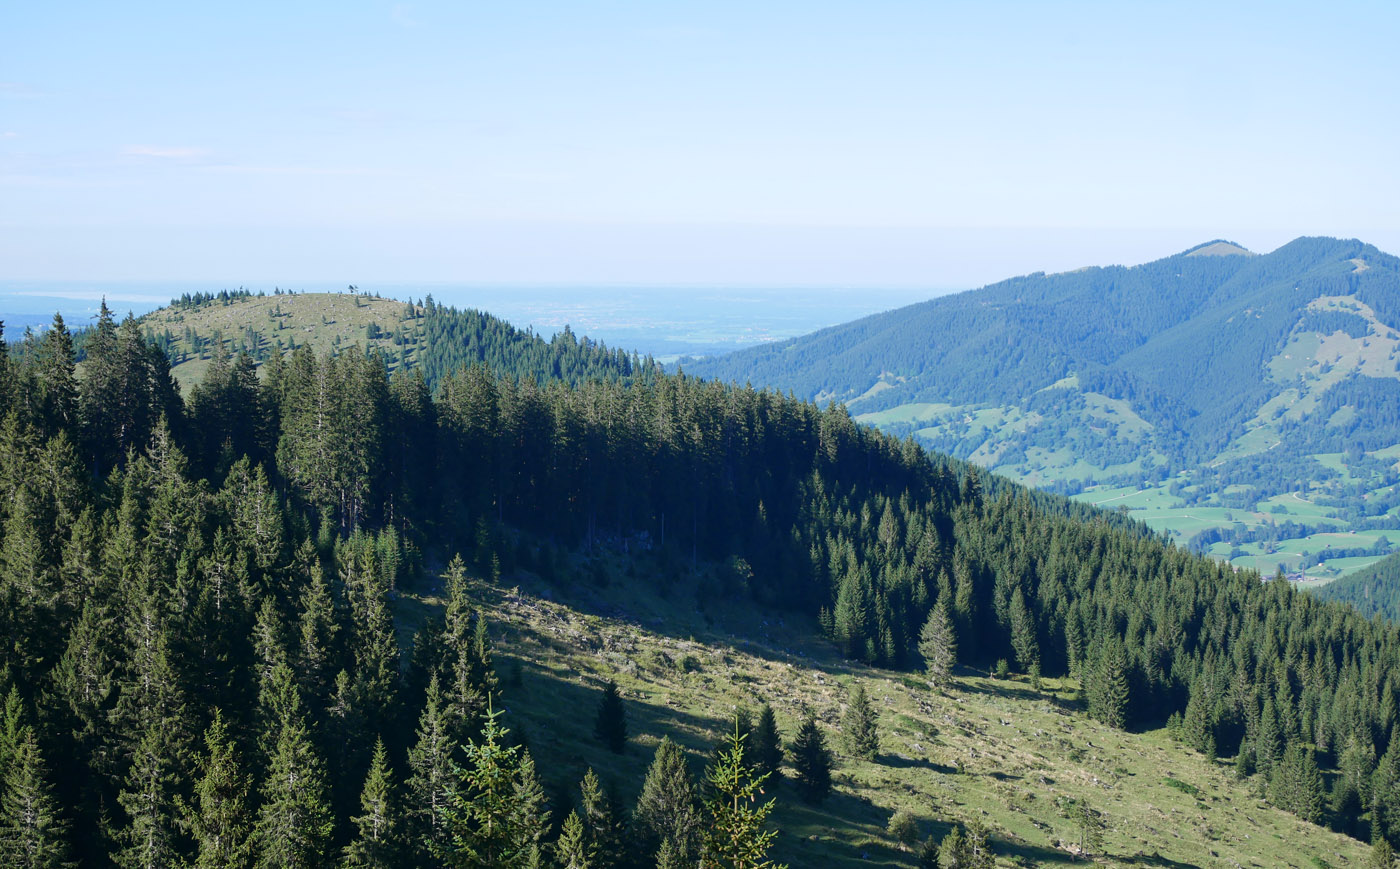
[124, 145, 208, 158]
[11, 289, 170, 304]
[201, 164, 373, 176]
[0, 82, 44, 99]
[1, 132, 17, 139]
[390, 3, 419, 27]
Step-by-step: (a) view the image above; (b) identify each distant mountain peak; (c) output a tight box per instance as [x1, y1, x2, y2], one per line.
[1183, 240, 1253, 258]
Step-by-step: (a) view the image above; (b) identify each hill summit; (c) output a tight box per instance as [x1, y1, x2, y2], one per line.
[683, 236, 1400, 579]
[1184, 239, 1253, 257]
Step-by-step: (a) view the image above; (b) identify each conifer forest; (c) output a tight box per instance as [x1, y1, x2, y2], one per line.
[2, 297, 1400, 867]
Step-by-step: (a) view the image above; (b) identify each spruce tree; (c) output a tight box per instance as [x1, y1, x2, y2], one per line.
[579, 768, 625, 869]
[593, 680, 627, 754]
[699, 720, 783, 869]
[252, 671, 333, 869]
[751, 704, 783, 784]
[37, 312, 78, 436]
[633, 737, 700, 863]
[0, 727, 70, 869]
[1270, 742, 1323, 824]
[113, 724, 182, 869]
[1374, 743, 1400, 847]
[555, 810, 591, 869]
[1007, 587, 1038, 672]
[938, 825, 969, 868]
[182, 711, 252, 869]
[963, 819, 994, 868]
[1370, 839, 1397, 869]
[438, 705, 522, 868]
[509, 750, 548, 869]
[406, 676, 457, 864]
[841, 683, 879, 761]
[789, 711, 832, 804]
[342, 738, 402, 869]
[1070, 799, 1105, 858]
[918, 599, 956, 688]
[1089, 640, 1129, 731]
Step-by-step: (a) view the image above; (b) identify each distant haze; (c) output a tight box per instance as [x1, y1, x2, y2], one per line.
[4, 2, 1398, 285]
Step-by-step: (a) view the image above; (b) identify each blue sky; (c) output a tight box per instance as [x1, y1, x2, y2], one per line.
[4, 1, 1399, 288]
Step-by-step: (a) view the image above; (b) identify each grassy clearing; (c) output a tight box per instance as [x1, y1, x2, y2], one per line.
[141, 292, 421, 391]
[394, 555, 1372, 868]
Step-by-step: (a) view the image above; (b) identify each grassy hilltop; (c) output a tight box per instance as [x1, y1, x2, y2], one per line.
[140, 291, 424, 391]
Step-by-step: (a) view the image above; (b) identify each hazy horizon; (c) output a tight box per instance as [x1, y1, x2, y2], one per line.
[6, 2, 1398, 285]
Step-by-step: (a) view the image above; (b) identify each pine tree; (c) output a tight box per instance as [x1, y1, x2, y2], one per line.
[789, 711, 832, 805]
[751, 704, 782, 784]
[841, 684, 879, 761]
[633, 737, 700, 863]
[887, 809, 919, 850]
[918, 599, 956, 687]
[0, 727, 70, 869]
[181, 710, 252, 869]
[699, 721, 784, 869]
[593, 680, 627, 754]
[343, 738, 402, 869]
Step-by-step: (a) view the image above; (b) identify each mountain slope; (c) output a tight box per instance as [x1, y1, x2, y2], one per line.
[407, 566, 1372, 868]
[684, 237, 1400, 579]
[6, 290, 1393, 865]
[1314, 551, 1400, 618]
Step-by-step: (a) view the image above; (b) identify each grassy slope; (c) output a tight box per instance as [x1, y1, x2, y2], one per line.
[396, 556, 1371, 869]
[140, 292, 422, 391]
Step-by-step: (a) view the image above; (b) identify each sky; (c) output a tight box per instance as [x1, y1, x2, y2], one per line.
[4, 1, 1400, 289]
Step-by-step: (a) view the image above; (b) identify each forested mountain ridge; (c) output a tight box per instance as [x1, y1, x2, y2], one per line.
[0, 296, 1393, 866]
[683, 237, 1400, 581]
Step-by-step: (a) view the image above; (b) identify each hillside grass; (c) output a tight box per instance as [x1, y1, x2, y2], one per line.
[140, 292, 423, 391]
[394, 553, 1373, 868]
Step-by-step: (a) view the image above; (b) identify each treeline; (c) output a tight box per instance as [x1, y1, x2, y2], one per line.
[6, 303, 1400, 861]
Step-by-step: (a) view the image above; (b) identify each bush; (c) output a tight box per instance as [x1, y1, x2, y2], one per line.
[887, 810, 920, 849]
